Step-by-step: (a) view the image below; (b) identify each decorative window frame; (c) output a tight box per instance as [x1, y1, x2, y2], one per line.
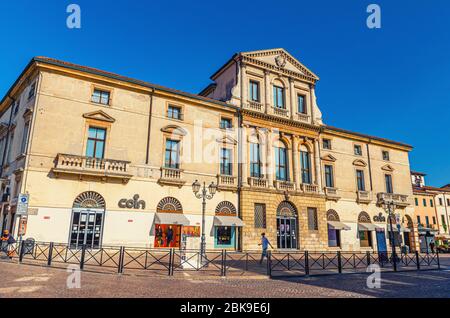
[90, 84, 113, 106]
[165, 101, 185, 122]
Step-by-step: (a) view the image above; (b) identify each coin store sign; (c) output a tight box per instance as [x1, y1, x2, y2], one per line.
[118, 194, 146, 210]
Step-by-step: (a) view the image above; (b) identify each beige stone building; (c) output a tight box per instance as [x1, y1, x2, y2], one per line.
[0, 49, 416, 252]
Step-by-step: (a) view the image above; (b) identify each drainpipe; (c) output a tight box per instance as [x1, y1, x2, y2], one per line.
[237, 109, 243, 252]
[145, 88, 155, 165]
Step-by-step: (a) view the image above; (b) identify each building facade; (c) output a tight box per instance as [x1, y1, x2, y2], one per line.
[0, 49, 416, 252]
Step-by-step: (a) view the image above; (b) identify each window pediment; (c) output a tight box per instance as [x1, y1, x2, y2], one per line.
[381, 164, 394, 172]
[321, 154, 337, 162]
[83, 110, 115, 123]
[353, 159, 367, 167]
[161, 125, 188, 136]
[216, 136, 237, 145]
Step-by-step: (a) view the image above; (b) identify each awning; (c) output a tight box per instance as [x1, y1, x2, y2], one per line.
[418, 227, 439, 234]
[154, 213, 190, 226]
[213, 216, 245, 227]
[328, 221, 351, 231]
[388, 226, 411, 233]
[358, 223, 380, 231]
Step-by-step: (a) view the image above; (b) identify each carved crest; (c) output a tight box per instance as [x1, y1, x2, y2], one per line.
[275, 55, 287, 68]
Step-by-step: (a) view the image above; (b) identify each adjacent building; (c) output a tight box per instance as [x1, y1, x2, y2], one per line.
[0, 49, 417, 252]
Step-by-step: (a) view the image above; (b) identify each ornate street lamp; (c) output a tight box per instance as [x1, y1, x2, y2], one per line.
[382, 200, 398, 271]
[192, 180, 217, 263]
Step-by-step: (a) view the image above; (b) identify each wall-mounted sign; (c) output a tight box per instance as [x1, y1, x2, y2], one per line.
[16, 193, 29, 216]
[373, 213, 386, 223]
[118, 194, 146, 210]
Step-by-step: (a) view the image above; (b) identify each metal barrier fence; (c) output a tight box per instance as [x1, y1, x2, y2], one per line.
[1, 241, 441, 278]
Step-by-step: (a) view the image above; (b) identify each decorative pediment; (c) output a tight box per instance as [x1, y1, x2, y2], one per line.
[381, 164, 395, 172]
[241, 48, 319, 81]
[321, 154, 337, 162]
[83, 110, 115, 123]
[353, 159, 367, 167]
[161, 125, 188, 136]
[216, 136, 237, 145]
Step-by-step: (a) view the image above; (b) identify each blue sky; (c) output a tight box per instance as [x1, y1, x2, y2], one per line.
[1, 0, 449, 186]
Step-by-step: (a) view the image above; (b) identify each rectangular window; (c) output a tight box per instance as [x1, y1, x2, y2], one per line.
[28, 82, 36, 100]
[322, 139, 331, 150]
[425, 216, 430, 227]
[300, 151, 311, 184]
[220, 118, 232, 129]
[167, 105, 182, 120]
[297, 94, 306, 114]
[423, 199, 427, 207]
[415, 198, 419, 206]
[275, 147, 288, 181]
[220, 148, 232, 176]
[359, 230, 373, 248]
[249, 80, 260, 102]
[164, 139, 180, 169]
[430, 199, 434, 207]
[307, 208, 318, 231]
[385, 174, 393, 194]
[382, 151, 390, 161]
[86, 127, 106, 159]
[441, 215, 447, 227]
[273, 86, 285, 109]
[254, 203, 266, 229]
[439, 198, 443, 206]
[13, 98, 20, 116]
[432, 217, 436, 225]
[91, 89, 110, 105]
[354, 145, 362, 156]
[250, 143, 262, 178]
[20, 121, 30, 154]
[7, 132, 14, 164]
[324, 165, 334, 188]
[356, 170, 365, 191]
[417, 216, 421, 225]
[448, 199, 450, 206]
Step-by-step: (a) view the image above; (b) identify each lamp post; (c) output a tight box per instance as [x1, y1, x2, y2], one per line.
[192, 180, 217, 263]
[382, 200, 398, 271]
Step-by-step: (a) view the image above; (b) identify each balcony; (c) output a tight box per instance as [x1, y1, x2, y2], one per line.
[272, 107, 289, 118]
[158, 167, 185, 187]
[274, 180, 296, 192]
[217, 174, 237, 191]
[324, 187, 340, 201]
[248, 177, 269, 189]
[300, 183, 320, 194]
[357, 190, 372, 204]
[245, 101, 263, 112]
[296, 112, 310, 123]
[52, 154, 132, 183]
[377, 193, 409, 207]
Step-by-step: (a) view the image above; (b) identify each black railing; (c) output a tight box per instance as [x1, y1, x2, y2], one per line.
[2, 241, 442, 278]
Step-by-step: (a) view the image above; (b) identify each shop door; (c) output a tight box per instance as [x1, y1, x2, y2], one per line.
[70, 209, 104, 249]
[277, 216, 298, 249]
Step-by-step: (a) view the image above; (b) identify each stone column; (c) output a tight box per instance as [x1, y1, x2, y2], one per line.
[292, 135, 300, 190]
[241, 63, 248, 109]
[266, 128, 274, 188]
[314, 138, 323, 192]
[289, 78, 296, 120]
[264, 70, 271, 114]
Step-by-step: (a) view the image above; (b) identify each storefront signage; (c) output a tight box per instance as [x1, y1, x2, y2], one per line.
[118, 194, 146, 210]
[373, 213, 386, 223]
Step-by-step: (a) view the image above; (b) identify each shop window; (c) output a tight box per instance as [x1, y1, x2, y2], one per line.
[215, 226, 234, 248]
[359, 230, 373, 248]
[154, 224, 181, 248]
[254, 203, 266, 228]
[328, 228, 341, 247]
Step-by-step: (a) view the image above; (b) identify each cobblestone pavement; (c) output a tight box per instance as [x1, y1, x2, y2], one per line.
[1, 261, 450, 298]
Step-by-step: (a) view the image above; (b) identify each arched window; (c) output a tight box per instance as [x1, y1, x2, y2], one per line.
[157, 197, 183, 213]
[73, 191, 105, 209]
[327, 209, 340, 222]
[215, 201, 237, 216]
[274, 141, 288, 181]
[358, 211, 371, 223]
[277, 201, 297, 217]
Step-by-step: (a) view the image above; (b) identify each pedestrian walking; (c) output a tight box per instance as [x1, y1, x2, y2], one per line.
[259, 233, 274, 264]
[1, 230, 16, 259]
